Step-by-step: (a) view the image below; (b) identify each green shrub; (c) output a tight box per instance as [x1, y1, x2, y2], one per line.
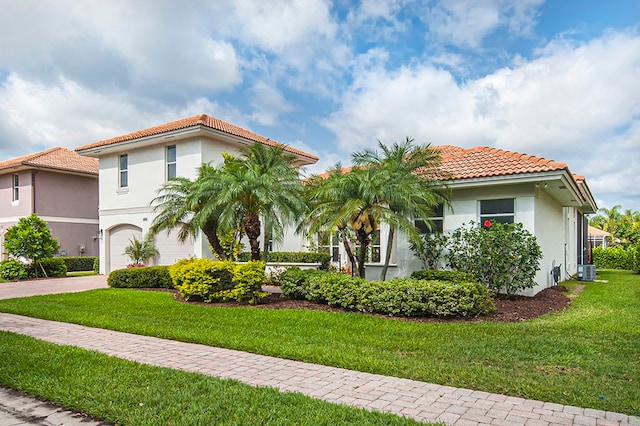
[592, 245, 637, 270]
[238, 252, 331, 270]
[279, 267, 328, 300]
[446, 222, 542, 296]
[28, 258, 67, 278]
[636, 243, 640, 273]
[281, 269, 495, 317]
[0, 259, 28, 280]
[410, 269, 476, 283]
[93, 258, 100, 274]
[61, 256, 98, 272]
[107, 266, 172, 289]
[229, 262, 268, 304]
[168, 259, 266, 303]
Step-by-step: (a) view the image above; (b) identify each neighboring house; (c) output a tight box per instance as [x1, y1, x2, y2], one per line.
[0, 147, 99, 259]
[75, 114, 318, 274]
[324, 145, 597, 295]
[588, 225, 610, 248]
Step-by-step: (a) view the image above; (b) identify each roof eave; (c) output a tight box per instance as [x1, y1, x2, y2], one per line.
[76, 125, 318, 166]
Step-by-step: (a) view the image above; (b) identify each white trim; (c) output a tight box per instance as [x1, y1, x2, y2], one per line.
[99, 206, 154, 215]
[0, 216, 98, 225]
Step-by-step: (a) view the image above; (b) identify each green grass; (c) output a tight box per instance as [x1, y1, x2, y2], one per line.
[66, 270, 97, 277]
[0, 332, 427, 426]
[0, 270, 638, 416]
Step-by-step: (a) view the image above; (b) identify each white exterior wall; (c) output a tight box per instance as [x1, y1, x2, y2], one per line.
[97, 137, 253, 274]
[364, 183, 566, 294]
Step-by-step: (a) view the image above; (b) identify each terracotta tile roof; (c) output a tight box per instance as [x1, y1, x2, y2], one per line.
[434, 146, 569, 180]
[588, 226, 610, 237]
[75, 114, 319, 163]
[0, 147, 98, 175]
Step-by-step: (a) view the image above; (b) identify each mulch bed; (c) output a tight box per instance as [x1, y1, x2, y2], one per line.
[150, 284, 577, 323]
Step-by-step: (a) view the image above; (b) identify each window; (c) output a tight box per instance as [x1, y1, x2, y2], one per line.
[166, 145, 176, 180]
[318, 233, 340, 262]
[12, 174, 19, 201]
[119, 154, 128, 188]
[480, 198, 514, 228]
[415, 204, 444, 234]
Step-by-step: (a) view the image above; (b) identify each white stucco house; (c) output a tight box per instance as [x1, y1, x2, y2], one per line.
[76, 114, 597, 296]
[351, 145, 598, 295]
[75, 114, 318, 274]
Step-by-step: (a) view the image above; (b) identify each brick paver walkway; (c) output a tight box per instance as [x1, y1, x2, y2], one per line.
[0, 313, 637, 426]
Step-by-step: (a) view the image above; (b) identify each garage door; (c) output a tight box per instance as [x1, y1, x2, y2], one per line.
[108, 224, 142, 273]
[153, 231, 194, 266]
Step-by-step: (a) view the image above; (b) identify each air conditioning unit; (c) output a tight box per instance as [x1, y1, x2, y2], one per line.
[577, 264, 596, 281]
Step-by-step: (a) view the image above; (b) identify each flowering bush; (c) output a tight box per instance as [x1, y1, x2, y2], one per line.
[126, 263, 145, 268]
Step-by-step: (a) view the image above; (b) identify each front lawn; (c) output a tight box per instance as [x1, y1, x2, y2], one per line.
[0, 332, 425, 426]
[0, 270, 638, 416]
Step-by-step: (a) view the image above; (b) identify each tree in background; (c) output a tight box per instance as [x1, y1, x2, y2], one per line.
[590, 205, 640, 246]
[3, 213, 59, 277]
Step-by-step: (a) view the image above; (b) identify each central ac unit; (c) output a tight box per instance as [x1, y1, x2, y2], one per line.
[577, 264, 596, 281]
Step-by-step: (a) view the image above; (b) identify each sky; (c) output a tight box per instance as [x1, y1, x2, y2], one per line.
[1, 0, 639, 212]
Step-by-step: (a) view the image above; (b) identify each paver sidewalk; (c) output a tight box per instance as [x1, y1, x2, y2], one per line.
[1, 313, 638, 425]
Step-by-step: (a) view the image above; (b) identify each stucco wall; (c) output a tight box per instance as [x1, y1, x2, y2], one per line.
[48, 221, 99, 257]
[34, 171, 98, 219]
[0, 171, 33, 218]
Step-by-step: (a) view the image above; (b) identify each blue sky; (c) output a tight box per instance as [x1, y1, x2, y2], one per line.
[0, 0, 639, 211]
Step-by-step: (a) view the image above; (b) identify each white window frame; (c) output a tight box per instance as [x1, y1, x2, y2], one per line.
[119, 154, 128, 189]
[318, 232, 341, 263]
[12, 174, 19, 201]
[166, 145, 176, 180]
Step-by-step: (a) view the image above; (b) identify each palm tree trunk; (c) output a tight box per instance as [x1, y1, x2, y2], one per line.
[356, 229, 369, 279]
[244, 214, 262, 261]
[339, 227, 357, 276]
[203, 218, 227, 260]
[380, 226, 395, 281]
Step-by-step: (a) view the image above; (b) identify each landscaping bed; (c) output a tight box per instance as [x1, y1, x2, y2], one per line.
[151, 284, 573, 322]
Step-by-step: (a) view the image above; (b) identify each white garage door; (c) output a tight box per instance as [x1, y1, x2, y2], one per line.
[108, 224, 142, 273]
[153, 231, 194, 266]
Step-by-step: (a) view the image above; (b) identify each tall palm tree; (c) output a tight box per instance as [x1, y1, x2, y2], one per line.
[199, 143, 307, 261]
[149, 165, 228, 259]
[596, 205, 623, 244]
[352, 138, 450, 280]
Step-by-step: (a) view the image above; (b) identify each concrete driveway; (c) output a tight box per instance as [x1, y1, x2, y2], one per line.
[0, 275, 108, 300]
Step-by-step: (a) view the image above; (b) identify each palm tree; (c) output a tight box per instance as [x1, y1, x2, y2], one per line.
[595, 205, 623, 244]
[351, 138, 450, 280]
[306, 163, 419, 279]
[304, 165, 360, 274]
[149, 165, 228, 259]
[199, 143, 307, 261]
[123, 233, 159, 265]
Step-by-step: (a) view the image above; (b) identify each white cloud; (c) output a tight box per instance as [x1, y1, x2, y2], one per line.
[422, 0, 544, 49]
[0, 1, 241, 98]
[323, 30, 640, 205]
[0, 74, 246, 159]
[249, 82, 294, 126]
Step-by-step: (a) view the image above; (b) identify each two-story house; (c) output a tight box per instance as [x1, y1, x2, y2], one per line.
[0, 147, 99, 259]
[75, 114, 318, 274]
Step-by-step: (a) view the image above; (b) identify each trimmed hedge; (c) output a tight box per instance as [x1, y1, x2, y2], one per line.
[61, 256, 98, 272]
[238, 252, 331, 270]
[410, 269, 476, 283]
[107, 266, 173, 289]
[280, 268, 495, 318]
[28, 258, 67, 278]
[168, 258, 267, 303]
[593, 246, 637, 270]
